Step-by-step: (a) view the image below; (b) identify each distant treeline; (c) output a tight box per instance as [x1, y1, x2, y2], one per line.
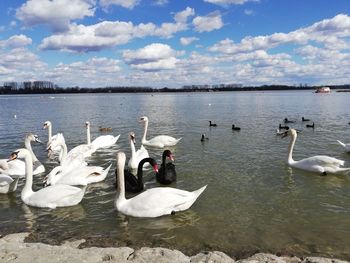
[1, 84, 350, 94]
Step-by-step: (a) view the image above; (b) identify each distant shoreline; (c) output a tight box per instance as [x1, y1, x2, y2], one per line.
[1, 85, 350, 95]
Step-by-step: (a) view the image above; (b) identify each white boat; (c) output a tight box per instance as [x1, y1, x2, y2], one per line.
[315, 87, 330, 93]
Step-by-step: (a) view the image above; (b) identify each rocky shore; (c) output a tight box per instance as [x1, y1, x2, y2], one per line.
[0, 233, 348, 263]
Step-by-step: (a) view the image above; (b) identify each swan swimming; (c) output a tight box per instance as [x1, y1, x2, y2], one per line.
[43, 121, 60, 153]
[156, 150, 176, 185]
[8, 148, 86, 209]
[115, 152, 207, 218]
[85, 121, 120, 150]
[139, 116, 182, 148]
[283, 129, 350, 175]
[128, 132, 149, 170]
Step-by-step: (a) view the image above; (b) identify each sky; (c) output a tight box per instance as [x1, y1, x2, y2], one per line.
[0, 0, 349, 88]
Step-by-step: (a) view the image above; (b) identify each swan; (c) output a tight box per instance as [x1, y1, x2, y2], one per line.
[128, 132, 150, 170]
[0, 134, 45, 177]
[306, 122, 315, 128]
[139, 116, 182, 148]
[283, 129, 350, 175]
[284, 118, 295, 123]
[200, 134, 209, 142]
[0, 174, 19, 194]
[85, 121, 120, 150]
[43, 163, 111, 186]
[43, 121, 60, 152]
[337, 140, 350, 153]
[279, 124, 289, 130]
[209, 121, 217, 127]
[156, 150, 176, 185]
[8, 148, 86, 209]
[116, 157, 158, 193]
[232, 124, 241, 131]
[115, 152, 207, 218]
[302, 117, 310, 122]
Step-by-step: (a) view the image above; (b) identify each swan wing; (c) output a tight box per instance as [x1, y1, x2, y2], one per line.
[135, 145, 149, 160]
[69, 144, 96, 158]
[91, 134, 120, 149]
[0, 174, 19, 193]
[25, 185, 85, 208]
[0, 159, 25, 177]
[0, 174, 14, 186]
[145, 135, 182, 148]
[120, 186, 206, 217]
[297, 155, 344, 167]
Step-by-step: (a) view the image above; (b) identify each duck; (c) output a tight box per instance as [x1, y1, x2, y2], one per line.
[200, 134, 209, 142]
[156, 150, 176, 185]
[0, 133, 45, 177]
[139, 116, 182, 148]
[336, 140, 350, 153]
[279, 124, 289, 130]
[302, 117, 310, 122]
[209, 121, 217, 127]
[114, 152, 207, 218]
[284, 118, 295, 123]
[0, 174, 19, 194]
[128, 132, 150, 170]
[116, 157, 158, 193]
[99, 126, 112, 132]
[8, 148, 86, 208]
[232, 124, 241, 131]
[86, 121, 120, 149]
[43, 121, 60, 153]
[282, 129, 350, 175]
[306, 122, 315, 128]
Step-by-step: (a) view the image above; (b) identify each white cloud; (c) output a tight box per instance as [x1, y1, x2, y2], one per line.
[2, 35, 32, 48]
[152, 0, 168, 6]
[16, 0, 96, 32]
[193, 11, 223, 32]
[244, 9, 254, 16]
[100, 0, 140, 10]
[180, 37, 199, 46]
[204, 0, 259, 6]
[122, 43, 178, 71]
[39, 7, 194, 52]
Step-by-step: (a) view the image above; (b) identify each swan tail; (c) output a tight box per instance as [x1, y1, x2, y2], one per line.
[335, 167, 350, 175]
[337, 140, 346, 147]
[114, 134, 121, 142]
[101, 163, 112, 180]
[192, 185, 207, 198]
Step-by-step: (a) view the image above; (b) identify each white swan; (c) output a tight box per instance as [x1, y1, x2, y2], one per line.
[283, 129, 350, 175]
[86, 121, 120, 149]
[44, 163, 111, 186]
[43, 121, 60, 152]
[337, 140, 350, 153]
[127, 132, 149, 170]
[0, 174, 19, 194]
[8, 148, 86, 209]
[0, 133, 44, 177]
[139, 116, 182, 148]
[115, 152, 207, 218]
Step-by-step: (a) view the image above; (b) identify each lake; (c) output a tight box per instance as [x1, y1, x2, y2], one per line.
[0, 91, 349, 259]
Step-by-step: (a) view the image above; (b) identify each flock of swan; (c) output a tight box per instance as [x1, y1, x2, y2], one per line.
[1, 115, 350, 218]
[0, 116, 207, 218]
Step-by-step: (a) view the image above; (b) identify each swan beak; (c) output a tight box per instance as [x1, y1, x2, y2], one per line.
[153, 164, 159, 173]
[168, 154, 174, 161]
[43, 124, 47, 129]
[8, 151, 19, 162]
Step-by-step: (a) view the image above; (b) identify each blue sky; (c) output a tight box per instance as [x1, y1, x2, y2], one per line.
[0, 0, 349, 88]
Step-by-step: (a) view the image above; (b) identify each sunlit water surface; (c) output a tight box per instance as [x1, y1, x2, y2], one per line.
[0, 91, 350, 259]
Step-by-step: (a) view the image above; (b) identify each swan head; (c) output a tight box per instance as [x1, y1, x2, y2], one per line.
[163, 149, 174, 161]
[26, 133, 42, 144]
[85, 121, 90, 128]
[43, 121, 51, 129]
[8, 148, 29, 162]
[129, 132, 136, 144]
[139, 116, 148, 123]
[281, 128, 297, 138]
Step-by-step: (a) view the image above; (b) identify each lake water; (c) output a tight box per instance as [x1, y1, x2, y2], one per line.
[0, 91, 350, 259]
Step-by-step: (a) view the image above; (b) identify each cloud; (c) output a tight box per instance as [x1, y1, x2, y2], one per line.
[1, 35, 32, 48]
[122, 43, 178, 71]
[39, 7, 194, 52]
[204, 0, 259, 6]
[16, 0, 96, 32]
[244, 9, 254, 16]
[100, 0, 140, 10]
[180, 37, 199, 46]
[209, 14, 350, 54]
[193, 11, 223, 32]
[152, 0, 168, 6]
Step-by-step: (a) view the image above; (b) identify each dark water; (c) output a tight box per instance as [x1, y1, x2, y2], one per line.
[0, 91, 350, 259]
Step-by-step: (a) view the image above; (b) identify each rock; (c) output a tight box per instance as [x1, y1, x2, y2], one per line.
[302, 257, 349, 263]
[190, 251, 235, 262]
[128, 247, 189, 262]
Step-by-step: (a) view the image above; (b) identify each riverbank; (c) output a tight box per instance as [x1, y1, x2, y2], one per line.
[0, 233, 348, 263]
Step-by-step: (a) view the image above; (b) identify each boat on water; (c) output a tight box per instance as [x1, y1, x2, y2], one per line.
[315, 86, 330, 93]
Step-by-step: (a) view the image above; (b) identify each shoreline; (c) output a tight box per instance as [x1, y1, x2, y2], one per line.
[0, 233, 348, 263]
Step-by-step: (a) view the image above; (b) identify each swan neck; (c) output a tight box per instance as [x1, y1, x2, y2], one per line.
[25, 138, 38, 162]
[116, 159, 126, 204]
[141, 120, 148, 143]
[58, 142, 68, 164]
[22, 151, 34, 198]
[130, 138, 136, 156]
[136, 158, 152, 188]
[48, 125, 52, 141]
[87, 125, 91, 145]
[288, 133, 297, 164]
